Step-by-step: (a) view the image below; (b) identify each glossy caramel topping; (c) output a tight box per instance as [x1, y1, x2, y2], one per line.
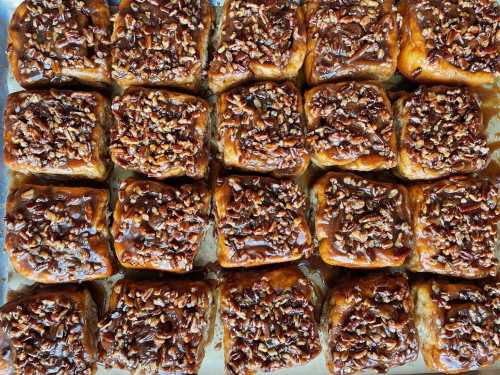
[415, 0, 499, 73]
[418, 177, 498, 276]
[210, 0, 301, 76]
[222, 272, 320, 374]
[4, 90, 102, 171]
[403, 86, 488, 173]
[110, 89, 208, 179]
[431, 281, 500, 369]
[327, 273, 418, 374]
[98, 281, 211, 374]
[218, 81, 308, 175]
[10, 0, 110, 84]
[112, 0, 209, 83]
[0, 293, 92, 374]
[113, 180, 209, 272]
[306, 82, 395, 163]
[5, 184, 109, 282]
[216, 176, 312, 263]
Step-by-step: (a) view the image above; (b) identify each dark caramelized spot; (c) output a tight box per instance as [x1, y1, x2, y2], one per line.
[416, 0, 499, 73]
[98, 281, 211, 374]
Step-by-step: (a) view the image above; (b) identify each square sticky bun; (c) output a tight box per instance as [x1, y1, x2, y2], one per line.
[394, 86, 489, 180]
[214, 175, 312, 268]
[111, 0, 213, 90]
[0, 287, 98, 374]
[398, 0, 499, 86]
[407, 176, 498, 279]
[323, 272, 418, 375]
[5, 184, 112, 284]
[112, 179, 210, 273]
[304, 0, 399, 85]
[8, 0, 111, 88]
[4, 90, 110, 181]
[313, 172, 411, 268]
[208, 0, 306, 94]
[220, 266, 321, 374]
[305, 81, 396, 171]
[98, 279, 214, 374]
[413, 279, 500, 373]
[216, 81, 309, 177]
[110, 87, 209, 179]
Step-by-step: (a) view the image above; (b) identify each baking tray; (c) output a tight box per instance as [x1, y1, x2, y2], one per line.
[0, 0, 498, 374]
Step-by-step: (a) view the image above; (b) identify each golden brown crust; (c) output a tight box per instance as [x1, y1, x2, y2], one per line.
[398, 0, 499, 86]
[0, 287, 98, 374]
[220, 266, 321, 374]
[112, 178, 210, 273]
[323, 272, 418, 375]
[110, 87, 209, 180]
[3, 90, 111, 181]
[111, 0, 213, 90]
[313, 172, 411, 268]
[305, 81, 396, 171]
[98, 279, 213, 374]
[407, 176, 498, 279]
[216, 81, 309, 177]
[413, 279, 500, 373]
[5, 184, 112, 284]
[208, 0, 306, 94]
[394, 86, 489, 180]
[214, 175, 313, 268]
[8, 0, 111, 89]
[304, 0, 399, 85]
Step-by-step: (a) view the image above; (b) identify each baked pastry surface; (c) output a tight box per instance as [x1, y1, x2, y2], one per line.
[216, 81, 309, 177]
[394, 86, 489, 180]
[110, 87, 209, 179]
[305, 81, 396, 171]
[413, 279, 500, 373]
[304, 0, 399, 85]
[5, 184, 112, 284]
[220, 266, 321, 374]
[323, 272, 418, 374]
[8, 0, 111, 88]
[313, 172, 411, 268]
[4, 90, 110, 181]
[98, 279, 213, 374]
[112, 178, 210, 273]
[111, 0, 213, 90]
[0, 287, 98, 374]
[398, 0, 499, 86]
[407, 176, 498, 279]
[214, 175, 312, 268]
[208, 0, 306, 94]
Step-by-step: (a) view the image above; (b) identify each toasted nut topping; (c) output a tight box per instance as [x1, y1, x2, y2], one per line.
[0, 293, 93, 374]
[327, 273, 418, 374]
[4, 90, 105, 173]
[307, 0, 396, 79]
[306, 82, 395, 164]
[112, 0, 209, 84]
[216, 176, 312, 264]
[110, 89, 208, 179]
[5, 185, 110, 283]
[402, 86, 488, 174]
[417, 177, 498, 277]
[98, 281, 211, 374]
[222, 272, 320, 373]
[113, 180, 209, 272]
[9, 0, 111, 84]
[416, 0, 499, 73]
[430, 280, 500, 369]
[210, 0, 301, 76]
[218, 81, 308, 176]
